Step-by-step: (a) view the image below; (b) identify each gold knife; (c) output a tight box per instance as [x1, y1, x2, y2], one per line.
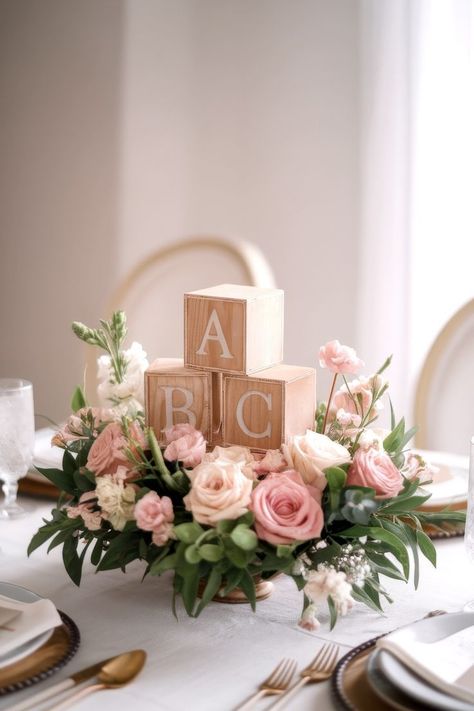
[7, 656, 114, 711]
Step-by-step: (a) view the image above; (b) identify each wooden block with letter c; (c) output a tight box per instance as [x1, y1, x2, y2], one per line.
[145, 358, 211, 444]
[222, 364, 316, 451]
[184, 283, 284, 375]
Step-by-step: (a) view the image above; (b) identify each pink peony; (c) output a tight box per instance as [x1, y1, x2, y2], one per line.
[250, 470, 324, 545]
[163, 423, 206, 468]
[347, 446, 403, 498]
[86, 420, 146, 477]
[319, 340, 364, 374]
[134, 491, 174, 546]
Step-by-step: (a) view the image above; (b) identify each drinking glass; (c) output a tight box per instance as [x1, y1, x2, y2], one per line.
[0, 379, 35, 519]
[463, 436, 474, 610]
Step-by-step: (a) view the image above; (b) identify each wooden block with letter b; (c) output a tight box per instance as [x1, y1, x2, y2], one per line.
[184, 283, 284, 375]
[222, 364, 316, 451]
[145, 358, 211, 443]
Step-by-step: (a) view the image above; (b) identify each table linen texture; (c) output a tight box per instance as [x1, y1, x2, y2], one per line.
[1, 502, 472, 711]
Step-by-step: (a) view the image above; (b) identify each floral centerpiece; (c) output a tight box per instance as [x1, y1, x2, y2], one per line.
[29, 313, 465, 630]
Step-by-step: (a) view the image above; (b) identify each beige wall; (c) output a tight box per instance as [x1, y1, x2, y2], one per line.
[0, 0, 124, 422]
[0, 0, 360, 420]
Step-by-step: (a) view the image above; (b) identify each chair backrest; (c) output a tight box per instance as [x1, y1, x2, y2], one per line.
[414, 298, 474, 455]
[84, 236, 276, 402]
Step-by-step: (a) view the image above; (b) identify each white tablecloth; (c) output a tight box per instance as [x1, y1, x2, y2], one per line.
[0, 499, 472, 711]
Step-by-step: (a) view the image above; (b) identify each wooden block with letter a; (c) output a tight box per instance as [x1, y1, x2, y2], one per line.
[184, 283, 284, 375]
[222, 364, 316, 451]
[145, 358, 211, 443]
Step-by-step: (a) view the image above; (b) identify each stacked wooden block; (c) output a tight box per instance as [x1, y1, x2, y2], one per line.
[145, 284, 316, 451]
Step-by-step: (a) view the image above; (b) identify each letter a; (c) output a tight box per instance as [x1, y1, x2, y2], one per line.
[236, 391, 272, 439]
[196, 309, 233, 359]
[160, 386, 196, 430]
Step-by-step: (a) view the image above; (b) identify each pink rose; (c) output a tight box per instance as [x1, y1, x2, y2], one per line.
[183, 461, 252, 525]
[163, 423, 206, 468]
[250, 470, 324, 545]
[134, 491, 174, 546]
[86, 420, 146, 476]
[347, 446, 403, 498]
[319, 340, 364, 374]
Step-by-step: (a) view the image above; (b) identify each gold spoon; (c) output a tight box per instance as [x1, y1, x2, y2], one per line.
[45, 649, 147, 711]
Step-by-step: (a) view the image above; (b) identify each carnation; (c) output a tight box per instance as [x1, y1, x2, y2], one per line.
[95, 468, 136, 531]
[304, 565, 354, 617]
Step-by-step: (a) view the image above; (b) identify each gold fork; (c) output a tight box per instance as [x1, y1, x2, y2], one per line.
[268, 643, 339, 710]
[234, 658, 297, 710]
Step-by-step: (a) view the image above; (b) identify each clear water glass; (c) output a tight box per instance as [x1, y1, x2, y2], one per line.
[0, 378, 35, 519]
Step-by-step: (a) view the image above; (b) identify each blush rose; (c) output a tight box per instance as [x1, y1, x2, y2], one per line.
[283, 430, 350, 491]
[183, 461, 253, 525]
[250, 470, 324, 545]
[347, 446, 403, 498]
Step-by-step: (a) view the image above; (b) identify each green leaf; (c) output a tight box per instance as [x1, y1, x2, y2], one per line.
[34, 467, 76, 495]
[71, 386, 86, 412]
[379, 494, 431, 514]
[327, 595, 338, 630]
[195, 568, 222, 616]
[238, 570, 256, 611]
[199, 544, 224, 562]
[27, 525, 59, 555]
[62, 537, 82, 586]
[181, 565, 200, 616]
[402, 524, 420, 589]
[150, 552, 178, 575]
[383, 418, 405, 453]
[216, 519, 235, 534]
[325, 467, 347, 490]
[91, 537, 104, 566]
[236, 511, 255, 527]
[276, 544, 294, 558]
[224, 540, 249, 569]
[222, 568, 243, 595]
[184, 544, 202, 564]
[365, 550, 406, 581]
[230, 525, 258, 551]
[174, 522, 205, 544]
[351, 584, 383, 613]
[416, 529, 437, 567]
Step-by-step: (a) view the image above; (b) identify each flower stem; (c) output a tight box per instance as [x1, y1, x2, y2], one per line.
[322, 373, 338, 434]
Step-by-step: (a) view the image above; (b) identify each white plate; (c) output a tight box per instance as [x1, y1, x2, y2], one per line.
[414, 449, 469, 509]
[371, 649, 474, 711]
[0, 582, 54, 669]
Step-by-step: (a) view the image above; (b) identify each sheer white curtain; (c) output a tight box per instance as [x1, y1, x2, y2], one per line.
[358, 0, 474, 422]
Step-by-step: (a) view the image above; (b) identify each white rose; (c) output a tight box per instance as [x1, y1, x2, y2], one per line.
[183, 461, 253, 525]
[203, 445, 256, 479]
[283, 430, 350, 490]
[95, 471, 136, 531]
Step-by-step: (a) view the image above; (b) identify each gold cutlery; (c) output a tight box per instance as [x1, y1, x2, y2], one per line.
[42, 650, 146, 711]
[234, 658, 297, 710]
[268, 643, 339, 709]
[7, 655, 118, 711]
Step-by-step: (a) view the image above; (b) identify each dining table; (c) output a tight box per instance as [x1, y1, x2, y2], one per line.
[1, 497, 472, 711]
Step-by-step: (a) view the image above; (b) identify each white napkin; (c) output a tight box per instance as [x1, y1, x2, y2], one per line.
[0, 593, 62, 658]
[377, 612, 474, 704]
